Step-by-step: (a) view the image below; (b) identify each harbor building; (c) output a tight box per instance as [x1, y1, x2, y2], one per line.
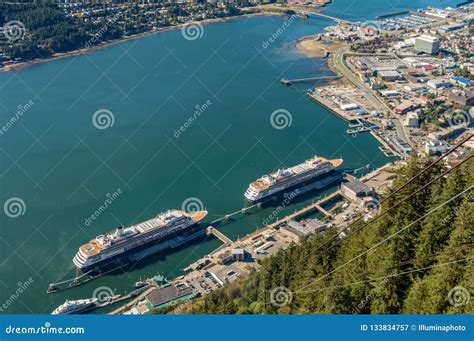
[280, 219, 327, 243]
[415, 35, 440, 55]
[341, 179, 376, 203]
[231, 248, 245, 262]
[389, 136, 413, 158]
[144, 282, 196, 311]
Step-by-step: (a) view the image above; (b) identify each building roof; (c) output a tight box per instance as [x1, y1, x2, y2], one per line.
[416, 35, 439, 43]
[451, 77, 471, 86]
[396, 100, 415, 111]
[231, 248, 245, 256]
[342, 179, 373, 195]
[146, 284, 194, 308]
[377, 70, 400, 78]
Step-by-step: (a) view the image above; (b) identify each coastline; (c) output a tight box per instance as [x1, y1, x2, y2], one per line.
[0, 12, 282, 73]
[296, 34, 347, 58]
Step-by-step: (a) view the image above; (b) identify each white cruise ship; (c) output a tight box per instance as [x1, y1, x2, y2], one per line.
[73, 210, 207, 274]
[52, 298, 98, 315]
[244, 155, 343, 203]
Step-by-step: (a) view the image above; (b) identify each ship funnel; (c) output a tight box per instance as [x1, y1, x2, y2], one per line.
[115, 226, 124, 238]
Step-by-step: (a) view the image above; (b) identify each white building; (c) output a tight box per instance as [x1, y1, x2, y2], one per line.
[415, 35, 440, 55]
[405, 112, 419, 128]
[427, 78, 451, 89]
[340, 103, 359, 111]
[425, 139, 448, 155]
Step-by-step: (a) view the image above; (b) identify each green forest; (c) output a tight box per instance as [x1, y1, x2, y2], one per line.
[174, 156, 473, 314]
[0, 3, 90, 59]
[0, 2, 242, 61]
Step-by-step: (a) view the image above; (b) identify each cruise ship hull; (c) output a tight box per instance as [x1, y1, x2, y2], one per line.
[245, 169, 341, 204]
[52, 303, 96, 315]
[75, 224, 204, 275]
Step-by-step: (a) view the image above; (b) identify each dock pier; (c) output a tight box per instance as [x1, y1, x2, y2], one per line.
[207, 226, 233, 245]
[268, 190, 341, 229]
[281, 76, 341, 86]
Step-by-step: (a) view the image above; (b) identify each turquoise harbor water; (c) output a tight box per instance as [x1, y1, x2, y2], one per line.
[0, 0, 463, 313]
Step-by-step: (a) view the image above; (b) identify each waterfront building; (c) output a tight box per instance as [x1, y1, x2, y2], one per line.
[415, 35, 440, 55]
[389, 136, 413, 158]
[340, 103, 359, 111]
[341, 179, 375, 203]
[437, 23, 464, 34]
[280, 219, 326, 243]
[231, 248, 245, 262]
[144, 283, 196, 310]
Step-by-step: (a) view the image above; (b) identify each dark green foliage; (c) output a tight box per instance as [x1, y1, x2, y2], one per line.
[0, 3, 89, 59]
[178, 156, 473, 314]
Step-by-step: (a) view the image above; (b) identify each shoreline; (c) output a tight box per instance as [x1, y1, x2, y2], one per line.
[295, 34, 347, 58]
[0, 12, 281, 73]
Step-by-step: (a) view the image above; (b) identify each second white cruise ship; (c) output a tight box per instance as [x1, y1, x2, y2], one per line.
[73, 209, 207, 274]
[244, 155, 343, 203]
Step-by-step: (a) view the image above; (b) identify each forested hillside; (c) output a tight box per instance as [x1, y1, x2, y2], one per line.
[0, 3, 90, 59]
[178, 156, 473, 314]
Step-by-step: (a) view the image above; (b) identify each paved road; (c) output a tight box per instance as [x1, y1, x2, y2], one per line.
[330, 46, 411, 144]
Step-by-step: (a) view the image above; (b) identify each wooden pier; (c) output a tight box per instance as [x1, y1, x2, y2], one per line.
[207, 226, 233, 245]
[109, 287, 156, 315]
[268, 190, 341, 229]
[280, 76, 341, 86]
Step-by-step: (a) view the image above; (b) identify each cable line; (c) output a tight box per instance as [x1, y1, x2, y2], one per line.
[295, 185, 473, 293]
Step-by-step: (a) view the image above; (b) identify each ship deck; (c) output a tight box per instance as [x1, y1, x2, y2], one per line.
[80, 241, 103, 256]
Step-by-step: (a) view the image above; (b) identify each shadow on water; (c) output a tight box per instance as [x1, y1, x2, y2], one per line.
[103, 232, 215, 276]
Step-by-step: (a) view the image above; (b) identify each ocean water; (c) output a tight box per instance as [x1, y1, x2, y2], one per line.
[0, 0, 461, 313]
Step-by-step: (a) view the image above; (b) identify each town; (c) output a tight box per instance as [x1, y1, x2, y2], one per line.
[311, 4, 473, 160]
[105, 2, 474, 315]
[3, 0, 471, 316]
